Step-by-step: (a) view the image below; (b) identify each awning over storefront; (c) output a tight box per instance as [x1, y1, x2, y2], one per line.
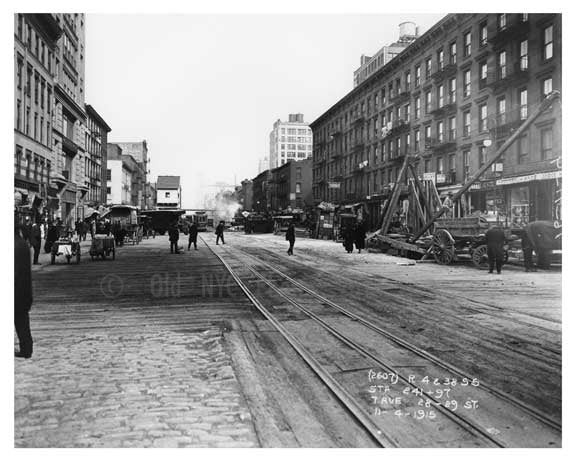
[496, 170, 561, 186]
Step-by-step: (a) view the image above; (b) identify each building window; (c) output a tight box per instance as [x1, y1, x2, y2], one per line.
[424, 159, 431, 173]
[106, 169, 111, 180]
[464, 31, 471, 57]
[479, 21, 488, 47]
[437, 121, 444, 143]
[165, 192, 170, 198]
[404, 103, 410, 122]
[424, 125, 432, 144]
[296, 183, 301, 194]
[414, 97, 421, 119]
[541, 127, 553, 159]
[520, 39, 528, 70]
[414, 130, 420, 152]
[479, 103, 487, 132]
[449, 42, 457, 64]
[479, 61, 488, 89]
[519, 88, 528, 120]
[479, 145, 487, 167]
[17, 56, 23, 89]
[437, 84, 444, 108]
[437, 48, 444, 70]
[518, 134, 529, 164]
[498, 14, 507, 30]
[544, 25, 553, 60]
[542, 77, 553, 99]
[415, 65, 421, 86]
[437, 156, 444, 174]
[425, 91, 432, 114]
[16, 100, 22, 131]
[405, 71, 411, 90]
[34, 113, 38, 139]
[425, 57, 432, 79]
[463, 149, 470, 178]
[449, 154, 456, 172]
[498, 51, 507, 79]
[463, 110, 471, 137]
[497, 97, 506, 125]
[448, 116, 456, 141]
[463, 69, 471, 97]
[25, 106, 30, 135]
[448, 78, 456, 103]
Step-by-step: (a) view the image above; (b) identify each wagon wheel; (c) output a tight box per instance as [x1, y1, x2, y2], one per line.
[432, 229, 455, 265]
[472, 244, 488, 268]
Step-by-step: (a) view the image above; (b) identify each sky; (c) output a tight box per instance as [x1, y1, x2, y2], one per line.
[84, 13, 446, 209]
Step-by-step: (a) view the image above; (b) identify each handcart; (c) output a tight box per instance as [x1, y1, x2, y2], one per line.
[89, 235, 116, 260]
[51, 236, 81, 264]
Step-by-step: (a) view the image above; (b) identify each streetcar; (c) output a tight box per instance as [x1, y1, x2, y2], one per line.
[140, 209, 186, 235]
[193, 211, 208, 232]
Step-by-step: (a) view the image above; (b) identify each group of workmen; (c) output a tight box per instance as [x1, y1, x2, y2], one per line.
[168, 220, 227, 254]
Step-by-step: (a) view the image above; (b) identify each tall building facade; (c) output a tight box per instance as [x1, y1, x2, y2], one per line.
[85, 104, 111, 207]
[312, 13, 561, 230]
[353, 22, 420, 88]
[114, 141, 149, 209]
[14, 14, 62, 223]
[51, 13, 89, 225]
[269, 114, 313, 169]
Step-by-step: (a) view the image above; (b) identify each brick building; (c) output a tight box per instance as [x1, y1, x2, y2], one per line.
[311, 13, 561, 230]
[85, 104, 111, 207]
[270, 158, 313, 212]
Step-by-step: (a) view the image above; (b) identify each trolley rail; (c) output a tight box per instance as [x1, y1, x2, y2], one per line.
[202, 236, 561, 447]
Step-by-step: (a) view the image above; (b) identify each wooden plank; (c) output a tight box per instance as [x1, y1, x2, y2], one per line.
[375, 234, 426, 254]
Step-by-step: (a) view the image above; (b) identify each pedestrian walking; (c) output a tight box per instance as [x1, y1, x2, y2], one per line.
[29, 221, 42, 265]
[354, 220, 366, 254]
[521, 230, 536, 272]
[14, 226, 33, 359]
[44, 220, 60, 253]
[188, 222, 199, 250]
[342, 225, 354, 253]
[285, 222, 295, 255]
[485, 224, 506, 274]
[215, 221, 225, 245]
[169, 223, 181, 253]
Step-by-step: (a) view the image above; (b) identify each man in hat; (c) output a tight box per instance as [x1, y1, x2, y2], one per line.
[485, 224, 506, 274]
[14, 225, 33, 358]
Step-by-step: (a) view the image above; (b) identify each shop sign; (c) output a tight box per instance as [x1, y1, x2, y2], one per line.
[328, 182, 341, 189]
[496, 170, 562, 186]
[423, 172, 436, 182]
[469, 183, 481, 190]
[436, 173, 446, 184]
[481, 180, 497, 190]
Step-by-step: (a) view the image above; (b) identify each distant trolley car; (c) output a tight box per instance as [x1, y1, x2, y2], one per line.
[193, 211, 208, 232]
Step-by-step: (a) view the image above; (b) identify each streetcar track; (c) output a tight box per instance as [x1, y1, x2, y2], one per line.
[205, 238, 561, 447]
[222, 243, 561, 434]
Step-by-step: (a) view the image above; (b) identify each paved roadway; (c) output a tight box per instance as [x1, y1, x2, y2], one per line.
[14, 235, 259, 448]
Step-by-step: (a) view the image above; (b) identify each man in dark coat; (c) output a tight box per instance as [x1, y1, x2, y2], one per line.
[485, 224, 506, 274]
[521, 230, 535, 272]
[15, 227, 33, 358]
[354, 220, 366, 254]
[285, 222, 295, 255]
[188, 222, 199, 250]
[169, 223, 180, 253]
[45, 221, 60, 253]
[215, 221, 225, 245]
[29, 221, 42, 265]
[342, 225, 354, 253]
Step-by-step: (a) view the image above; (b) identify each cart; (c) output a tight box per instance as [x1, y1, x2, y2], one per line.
[51, 236, 81, 264]
[89, 235, 116, 260]
[124, 224, 143, 245]
[430, 216, 510, 267]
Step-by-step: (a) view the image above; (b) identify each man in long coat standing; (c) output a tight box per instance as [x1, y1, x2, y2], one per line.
[485, 224, 506, 274]
[188, 222, 199, 251]
[354, 220, 366, 254]
[15, 226, 33, 358]
[285, 222, 296, 255]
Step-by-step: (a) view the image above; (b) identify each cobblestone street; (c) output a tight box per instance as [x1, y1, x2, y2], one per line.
[14, 237, 259, 448]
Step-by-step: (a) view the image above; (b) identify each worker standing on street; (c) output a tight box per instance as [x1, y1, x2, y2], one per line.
[354, 220, 366, 254]
[485, 224, 506, 274]
[29, 221, 42, 265]
[285, 222, 295, 255]
[215, 221, 225, 245]
[169, 223, 181, 254]
[521, 230, 536, 272]
[343, 225, 354, 253]
[188, 222, 199, 251]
